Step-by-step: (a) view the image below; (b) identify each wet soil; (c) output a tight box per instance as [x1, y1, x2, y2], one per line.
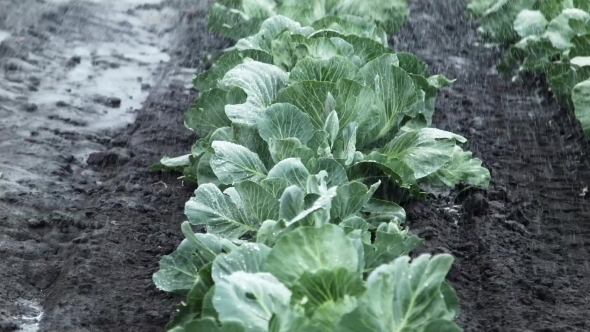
[1, 0, 589, 331]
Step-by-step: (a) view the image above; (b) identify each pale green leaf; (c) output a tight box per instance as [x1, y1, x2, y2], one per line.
[194, 50, 274, 91]
[235, 15, 314, 51]
[289, 56, 361, 83]
[573, 78, 590, 136]
[269, 138, 316, 166]
[514, 10, 548, 37]
[235, 181, 280, 222]
[279, 185, 305, 221]
[337, 254, 456, 332]
[421, 146, 491, 190]
[264, 224, 359, 285]
[360, 54, 420, 142]
[214, 272, 291, 332]
[268, 158, 311, 190]
[212, 243, 271, 283]
[257, 103, 315, 145]
[221, 61, 289, 125]
[211, 141, 268, 185]
[185, 88, 246, 138]
[185, 184, 259, 238]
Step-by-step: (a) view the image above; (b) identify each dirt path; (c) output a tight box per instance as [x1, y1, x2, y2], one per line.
[396, 1, 590, 331]
[0, 0, 589, 331]
[0, 0, 224, 331]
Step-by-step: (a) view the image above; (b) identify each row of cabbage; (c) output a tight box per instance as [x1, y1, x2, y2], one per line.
[469, 0, 590, 135]
[152, 1, 491, 331]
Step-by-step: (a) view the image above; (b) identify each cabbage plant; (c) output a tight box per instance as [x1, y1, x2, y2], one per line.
[152, 1, 491, 331]
[470, 0, 590, 135]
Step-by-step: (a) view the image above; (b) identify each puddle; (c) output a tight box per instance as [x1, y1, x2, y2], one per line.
[0, 30, 10, 42]
[13, 299, 44, 332]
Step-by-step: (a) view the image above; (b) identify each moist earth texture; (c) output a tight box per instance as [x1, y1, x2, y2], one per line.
[0, 0, 589, 332]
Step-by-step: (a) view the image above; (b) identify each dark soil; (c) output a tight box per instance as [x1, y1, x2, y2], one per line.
[1, 0, 589, 331]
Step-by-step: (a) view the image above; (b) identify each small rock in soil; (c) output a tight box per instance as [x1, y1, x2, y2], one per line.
[503, 220, 527, 235]
[56, 100, 68, 107]
[462, 193, 490, 216]
[86, 147, 132, 167]
[0, 319, 18, 332]
[488, 200, 505, 211]
[92, 94, 121, 108]
[141, 83, 151, 91]
[418, 226, 438, 239]
[534, 286, 556, 304]
[24, 103, 38, 112]
[66, 55, 82, 67]
[4, 58, 37, 72]
[28, 76, 40, 86]
[472, 116, 485, 129]
[27, 218, 46, 228]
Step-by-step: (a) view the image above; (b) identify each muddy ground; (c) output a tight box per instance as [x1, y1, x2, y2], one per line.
[0, 0, 589, 331]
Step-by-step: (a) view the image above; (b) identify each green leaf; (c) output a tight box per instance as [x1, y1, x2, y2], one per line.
[421, 146, 491, 190]
[276, 79, 378, 138]
[337, 254, 457, 332]
[291, 268, 366, 315]
[314, 158, 349, 188]
[347, 159, 410, 189]
[212, 243, 271, 283]
[470, 0, 537, 43]
[361, 198, 406, 225]
[211, 141, 268, 185]
[265, 224, 359, 285]
[311, 15, 388, 45]
[183, 317, 221, 332]
[328, 0, 410, 35]
[340, 34, 393, 65]
[379, 128, 465, 179]
[279, 185, 306, 221]
[166, 264, 215, 330]
[545, 8, 590, 49]
[214, 272, 291, 332]
[324, 110, 340, 148]
[221, 61, 289, 125]
[257, 103, 315, 145]
[332, 122, 358, 165]
[396, 52, 427, 76]
[195, 152, 222, 187]
[570, 34, 590, 58]
[268, 158, 311, 190]
[440, 281, 461, 320]
[153, 223, 223, 292]
[573, 78, 590, 136]
[289, 56, 361, 83]
[185, 88, 246, 138]
[269, 138, 316, 166]
[233, 123, 273, 170]
[360, 54, 420, 142]
[330, 182, 372, 220]
[160, 154, 191, 168]
[235, 181, 281, 222]
[261, 177, 290, 198]
[202, 286, 218, 320]
[427, 75, 454, 89]
[211, 126, 236, 143]
[514, 10, 548, 37]
[235, 15, 315, 51]
[364, 222, 423, 271]
[185, 184, 259, 239]
[195, 50, 274, 91]
[207, 1, 276, 40]
[424, 320, 462, 332]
